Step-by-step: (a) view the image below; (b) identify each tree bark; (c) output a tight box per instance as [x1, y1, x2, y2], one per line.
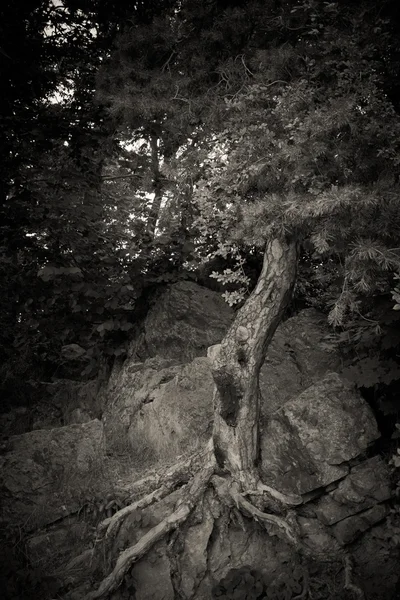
[210, 237, 299, 489]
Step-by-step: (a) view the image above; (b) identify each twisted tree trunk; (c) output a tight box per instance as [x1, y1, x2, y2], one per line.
[211, 236, 299, 491]
[79, 236, 308, 600]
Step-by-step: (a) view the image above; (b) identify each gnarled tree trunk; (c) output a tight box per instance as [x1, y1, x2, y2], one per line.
[211, 237, 299, 490]
[75, 236, 321, 600]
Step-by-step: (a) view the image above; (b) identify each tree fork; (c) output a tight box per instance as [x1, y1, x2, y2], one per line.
[211, 236, 299, 491]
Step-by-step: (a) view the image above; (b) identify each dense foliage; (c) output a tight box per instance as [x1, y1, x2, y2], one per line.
[1, 0, 400, 424]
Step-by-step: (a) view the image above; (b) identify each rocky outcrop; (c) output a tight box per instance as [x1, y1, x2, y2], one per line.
[102, 289, 341, 459]
[130, 280, 234, 362]
[111, 487, 294, 600]
[2, 283, 395, 599]
[259, 308, 341, 416]
[103, 356, 215, 458]
[102, 357, 183, 454]
[260, 373, 380, 495]
[314, 456, 391, 527]
[0, 420, 105, 530]
[127, 357, 214, 461]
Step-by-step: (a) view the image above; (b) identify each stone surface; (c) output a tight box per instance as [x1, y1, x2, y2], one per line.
[260, 373, 380, 495]
[102, 356, 214, 458]
[132, 547, 175, 600]
[102, 305, 342, 459]
[315, 456, 392, 525]
[180, 509, 214, 599]
[127, 357, 214, 461]
[102, 357, 182, 453]
[117, 488, 292, 600]
[25, 519, 90, 572]
[297, 516, 342, 556]
[131, 280, 234, 362]
[331, 504, 389, 546]
[260, 308, 341, 417]
[0, 420, 105, 529]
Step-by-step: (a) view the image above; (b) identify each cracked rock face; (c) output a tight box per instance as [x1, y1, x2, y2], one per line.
[260, 373, 380, 495]
[102, 300, 343, 465]
[314, 456, 392, 526]
[0, 420, 105, 530]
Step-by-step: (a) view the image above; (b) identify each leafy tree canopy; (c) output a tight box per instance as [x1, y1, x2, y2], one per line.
[2, 0, 400, 418]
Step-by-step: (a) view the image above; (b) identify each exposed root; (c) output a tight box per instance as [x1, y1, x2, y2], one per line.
[114, 446, 210, 504]
[99, 481, 179, 540]
[244, 481, 303, 507]
[211, 475, 300, 547]
[97, 444, 214, 541]
[84, 464, 215, 600]
[343, 554, 365, 599]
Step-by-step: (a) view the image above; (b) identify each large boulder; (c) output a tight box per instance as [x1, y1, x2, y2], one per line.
[260, 373, 380, 495]
[103, 356, 214, 459]
[130, 281, 234, 362]
[260, 308, 341, 416]
[102, 357, 184, 454]
[102, 305, 341, 460]
[0, 420, 105, 530]
[127, 357, 214, 461]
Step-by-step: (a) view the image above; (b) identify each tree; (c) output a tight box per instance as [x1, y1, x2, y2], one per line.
[0, 0, 191, 399]
[75, 1, 400, 598]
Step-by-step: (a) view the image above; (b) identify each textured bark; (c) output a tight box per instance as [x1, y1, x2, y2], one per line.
[211, 237, 299, 489]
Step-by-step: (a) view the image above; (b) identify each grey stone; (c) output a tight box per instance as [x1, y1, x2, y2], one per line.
[0, 420, 105, 529]
[180, 507, 215, 598]
[260, 373, 379, 495]
[315, 456, 392, 525]
[132, 547, 175, 600]
[127, 357, 214, 462]
[61, 343, 87, 361]
[297, 516, 342, 557]
[102, 358, 182, 453]
[25, 520, 90, 572]
[331, 504, 389, 546]
[260, 308, 341, 417]
[131, 280, 234, 362]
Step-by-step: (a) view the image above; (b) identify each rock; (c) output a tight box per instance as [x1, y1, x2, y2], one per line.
[68, 408, 92, 424]
[0, 406, 33, 437]
[116, 489, 292, 600]
[102, 306, 340, 459]
[260, 373, 379, 495]
[130, 281, 234, 362]
[315, 456, 392, 525]
[50, 378, 103, 425]
[25, 519, 90, 572]
[180, 506, 214, 598]
[131, 547, 175, 600]
[127, 357, 214, 461]
[0, 420, 105, 530]
[331, 504, 389, 546]
[297, 516, 342, 556]
[102, 358, 185, 454]
[260, 308, 341, 416]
